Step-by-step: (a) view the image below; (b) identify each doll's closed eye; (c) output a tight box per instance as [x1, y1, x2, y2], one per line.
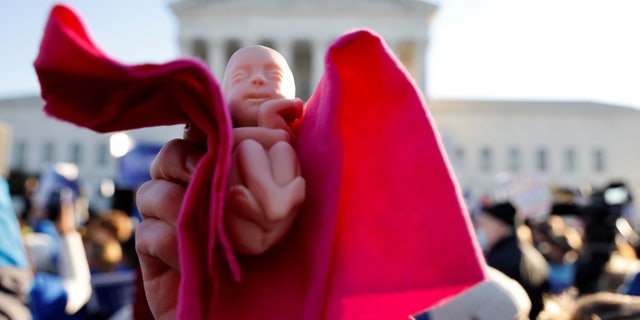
[268, 70, 284, 81]
[232, 71, 248, 81]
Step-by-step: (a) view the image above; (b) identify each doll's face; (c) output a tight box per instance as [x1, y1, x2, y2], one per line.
[222, 45, 295, 127]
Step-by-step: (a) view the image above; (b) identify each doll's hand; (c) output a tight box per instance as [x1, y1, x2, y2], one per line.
[257, 98, 303, 131]
[231, 98, 302, 151]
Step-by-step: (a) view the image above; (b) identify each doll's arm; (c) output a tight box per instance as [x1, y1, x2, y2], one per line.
[257, 98, 303, 131]
[232, 98, 302, 147]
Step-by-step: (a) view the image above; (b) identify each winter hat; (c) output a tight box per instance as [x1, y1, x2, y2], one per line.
[482, 201, 517, 227]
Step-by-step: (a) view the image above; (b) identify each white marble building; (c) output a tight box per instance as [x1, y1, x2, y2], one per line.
[429, 99, 640, 217]
[170, 0, 436, 99]
[1, 95, 182, 210]
[2, 0, 640, 217]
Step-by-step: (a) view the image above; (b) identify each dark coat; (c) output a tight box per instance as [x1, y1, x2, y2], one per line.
[486, 234, 550, 320]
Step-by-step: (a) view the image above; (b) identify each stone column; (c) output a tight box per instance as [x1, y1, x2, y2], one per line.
[207, 39, 227, 80]
[275, 39, 294, 67]
[311, 38, 328, 88]
[178, 37, 191, 57]
[416, 38, 428, 96]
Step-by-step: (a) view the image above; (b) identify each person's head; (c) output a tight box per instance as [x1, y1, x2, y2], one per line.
[82, 221, 123, 273]
[222, 45, 295, 127]
[101, 209, 133, 243]
[475, 201, 517, 251]
[533, 215, 582, 264]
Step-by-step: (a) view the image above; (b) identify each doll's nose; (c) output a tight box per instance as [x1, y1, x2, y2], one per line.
[251, 74, 266, 86]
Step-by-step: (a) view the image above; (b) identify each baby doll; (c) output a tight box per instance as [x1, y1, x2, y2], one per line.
[221, 45, 306, 255]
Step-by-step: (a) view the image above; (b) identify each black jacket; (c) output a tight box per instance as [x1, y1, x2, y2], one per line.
[486, 234, 550, 319]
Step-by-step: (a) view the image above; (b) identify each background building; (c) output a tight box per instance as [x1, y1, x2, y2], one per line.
[1, 0, 640, 219]
[171, 0, 435, 99]
[429, 99, 640, 220]
[1, 96, 182, 211]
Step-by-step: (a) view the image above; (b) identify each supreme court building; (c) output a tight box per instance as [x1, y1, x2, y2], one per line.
[3, 0, 640, 219]
[170, 0, 435, 99]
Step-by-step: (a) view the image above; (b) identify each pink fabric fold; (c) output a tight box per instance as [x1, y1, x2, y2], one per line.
[35, 4, 486, 319]
[295, 29, 487, 319]
[33, 5, 238, 318]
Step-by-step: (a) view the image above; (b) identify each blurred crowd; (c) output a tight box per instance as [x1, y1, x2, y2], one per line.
[3, 161, 640, 320]
[418, 181, 640, 320]
[0, 164, 150, 320]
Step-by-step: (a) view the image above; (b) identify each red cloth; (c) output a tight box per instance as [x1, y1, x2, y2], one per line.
[35, 4, 486, 319]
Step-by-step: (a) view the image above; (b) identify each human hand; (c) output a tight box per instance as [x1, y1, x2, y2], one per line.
[135, 134, 205, 320]
[54, 188, 76, 235]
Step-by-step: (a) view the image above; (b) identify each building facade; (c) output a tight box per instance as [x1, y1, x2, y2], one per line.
[1, 96, 182, 211]
[170, 0, 436, 99]
[429, 99, 640, 215]
[2, 0, 640, 218]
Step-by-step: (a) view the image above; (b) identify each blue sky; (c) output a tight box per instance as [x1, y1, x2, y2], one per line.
[0, 0, 178, 98]
[2, 0, 640, 108]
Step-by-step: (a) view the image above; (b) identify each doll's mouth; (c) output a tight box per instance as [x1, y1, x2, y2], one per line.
[245, 93, 275, 105]
[246, 97, 268, 105]
[246, 93, 272, 99]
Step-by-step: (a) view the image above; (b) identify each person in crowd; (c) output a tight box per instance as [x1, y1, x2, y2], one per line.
[82, 209, 134, 273]
[1, 176, 92, 320]
[25, 187, 93, 320]
[475, 201, 550, 319]
[531, 215, 582, 294]
[574, 192, 620, 295]
[82, 209, 137, 319]
[0, 176, 32, 319]
[83, 221, 123, 274]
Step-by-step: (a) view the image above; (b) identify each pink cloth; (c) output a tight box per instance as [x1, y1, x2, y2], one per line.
[35, 4, 486, 319]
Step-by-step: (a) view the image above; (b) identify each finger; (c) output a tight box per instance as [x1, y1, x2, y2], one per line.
[136, 180, 185, 226]
[260, 98, 303, 115]
[227, 185, 264, 223]
[136, 217, 181, 272]
[150, 139, 205, 185]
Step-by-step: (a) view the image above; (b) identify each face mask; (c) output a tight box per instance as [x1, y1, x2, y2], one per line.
[476, 229, 489, 252]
